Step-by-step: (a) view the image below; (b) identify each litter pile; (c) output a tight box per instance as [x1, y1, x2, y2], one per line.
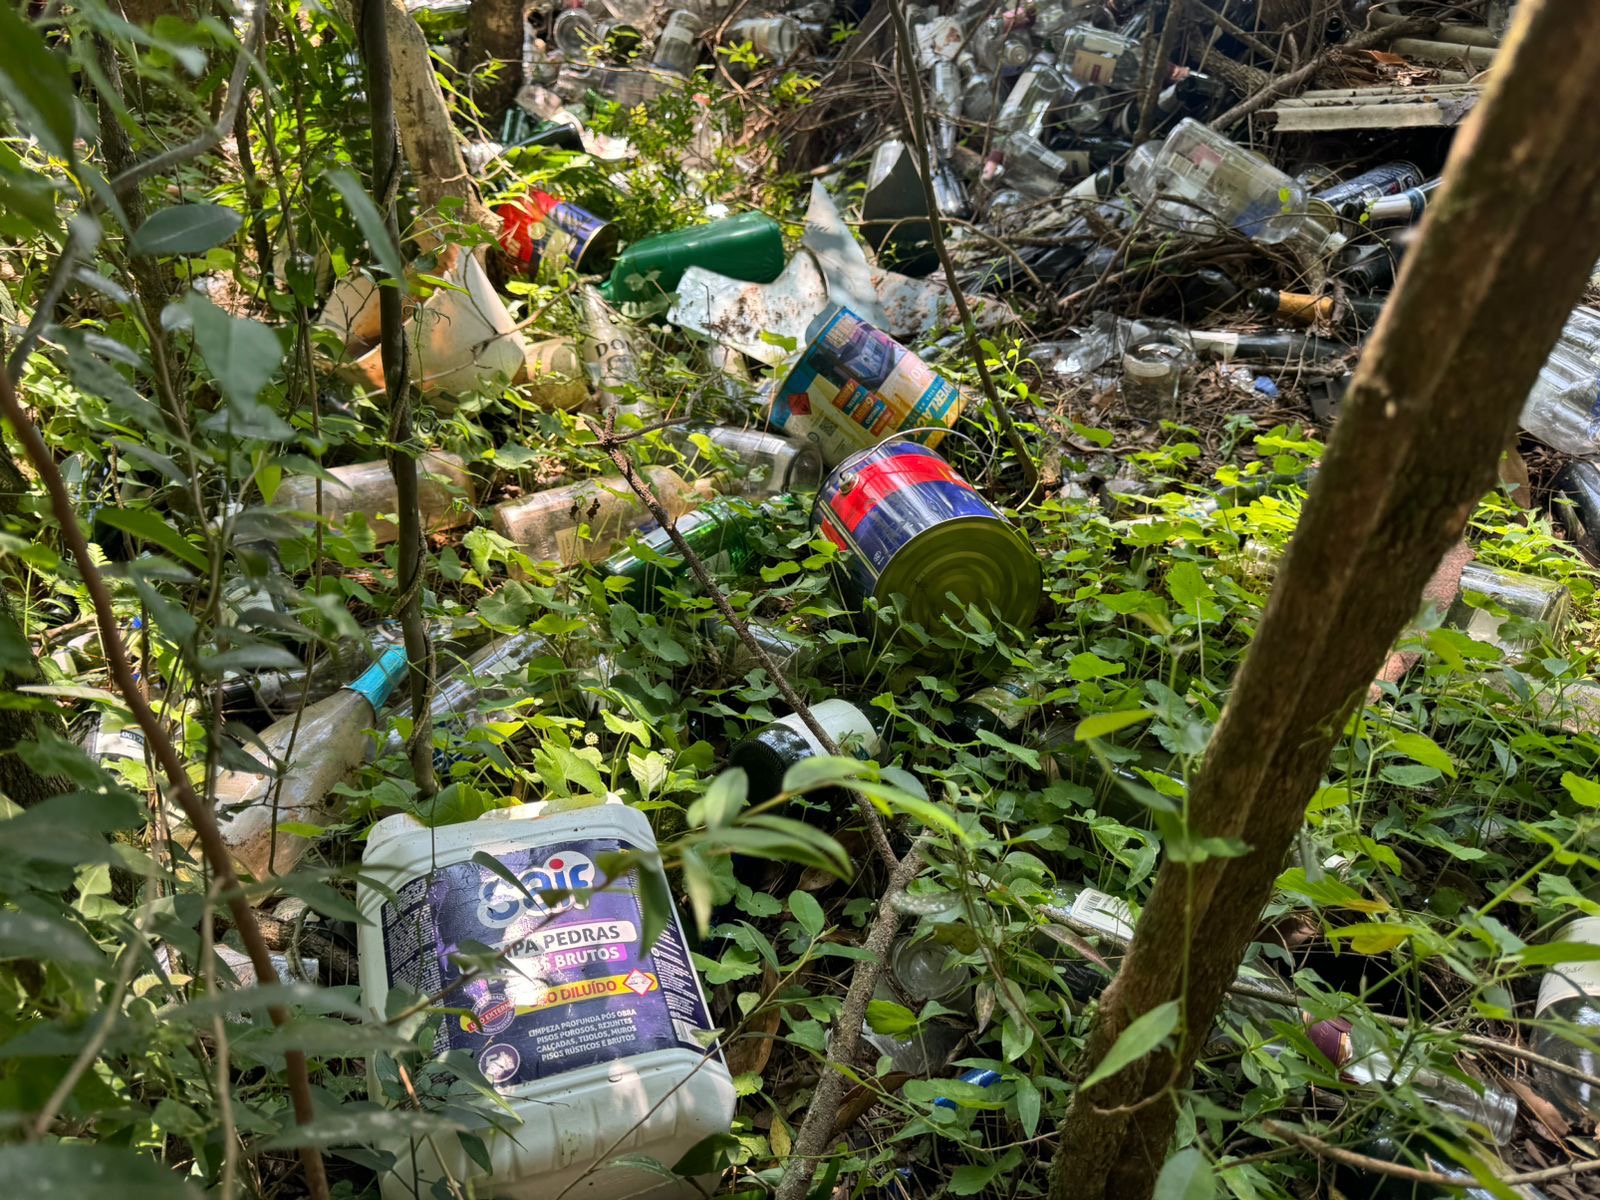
[23, 0, 1600, 1197]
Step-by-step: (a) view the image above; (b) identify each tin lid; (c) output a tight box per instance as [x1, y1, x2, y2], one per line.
[877, 514, 1042, 633]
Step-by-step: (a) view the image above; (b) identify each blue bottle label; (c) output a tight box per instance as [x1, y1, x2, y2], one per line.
[345, 644, 408, 712]
[379, 836, 716, 1089]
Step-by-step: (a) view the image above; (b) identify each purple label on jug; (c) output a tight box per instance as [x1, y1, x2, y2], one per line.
[380, 836, 715, 1090]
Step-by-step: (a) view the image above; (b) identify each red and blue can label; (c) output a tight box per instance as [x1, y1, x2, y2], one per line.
[496, 191, 613, 275]
[812, 442, 991, 602]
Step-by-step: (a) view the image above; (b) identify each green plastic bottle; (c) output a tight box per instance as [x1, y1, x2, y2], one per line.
[600, 212, 786, 304]
[600, 499, 766, 609]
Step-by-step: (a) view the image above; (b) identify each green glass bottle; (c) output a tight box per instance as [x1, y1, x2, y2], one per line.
[600, 212, 786, 304]
[600, 498, 766, 609]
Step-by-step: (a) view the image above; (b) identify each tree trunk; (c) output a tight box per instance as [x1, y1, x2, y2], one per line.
[1049, 3, 1600, 1197]
[383, 0, 494, 236]
[465, 0, 524, 125]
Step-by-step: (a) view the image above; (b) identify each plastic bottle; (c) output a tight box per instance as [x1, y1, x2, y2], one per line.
[220, 630, 404, 725]
[493, 466, 702, 565]
[1300, 1014, 1519, 1144]
[384, 631, 601, 763]
[1126, 118, 1339, 253]
[601, 212, 786, 304]
[1530, 917, 1600, 1122]
[663, 426, 826, 499]
[275, 452, 476, 546]
[356, 800, 734, 1200]
[1520, 307, 1600, 456]
[600, 497, 766, 609]
[727, 698, 882, 802]
[202, 646, 409, 880]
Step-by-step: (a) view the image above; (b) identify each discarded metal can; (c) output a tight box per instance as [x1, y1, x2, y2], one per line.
[1313, 161, 1424, 217]
[811, 442, 1042, 632]
[495, 190, 619, 275]
[770, 304, 964, 468]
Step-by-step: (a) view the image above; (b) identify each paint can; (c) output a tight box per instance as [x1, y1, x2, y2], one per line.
[811, 440, 1041, 633]
[495, 190, 619, 276]
[769, 304, 965, 468]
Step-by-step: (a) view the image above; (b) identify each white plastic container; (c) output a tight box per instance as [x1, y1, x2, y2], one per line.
[357, 802, 735, 1200]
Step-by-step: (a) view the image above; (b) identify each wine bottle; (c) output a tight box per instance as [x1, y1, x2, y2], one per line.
[947, 675, 1046, 741]
[599, 497, 766, 610]
[203, 645, 408, 880]
[727, 698, 881, 803]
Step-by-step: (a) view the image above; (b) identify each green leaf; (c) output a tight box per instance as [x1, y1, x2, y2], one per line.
[181, 294, 287, 417]
[1389, 732, 1456, 778]
[865, 998, 918, 1036]
[688, 769, 747, 829]
[1563, 772, 1600, 810]
[130, 204, 242, 256]
[1153, 1148, 1215, 1200]
[0, 5, 77, 159]
[1068, 652, 1124, 682]
[1166, 562, 1215, 612]
[637, 854, 674, 955]
[1076, 709, 1153, 741]
[0, 1143, 198, 1197]
[1517, 942, 1600, 967]
[0, 910, 103, 968]
[1079, 1000, 1180, 1092]
[949, 1163, 1006, 1196]
[85, 508, 209, 571]
[788, 890, 825, 939]
[326, 169, 406, 287]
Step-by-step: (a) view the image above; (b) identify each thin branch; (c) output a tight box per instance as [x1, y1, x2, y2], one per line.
[772, 841, 925, 1200]
[586, 422, 899, 872]
[359, 0, 436, 801]
[1265, 1120, 1600, 1189]
[1134, 0, 1184, 146]
[109, 4, 268, 193]
[0, 371, 331, 1199]
[1210, 14, 1439, 130]
[885, 0, 1037, 492]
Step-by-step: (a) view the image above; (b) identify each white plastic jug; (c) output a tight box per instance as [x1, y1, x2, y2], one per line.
[357, 801, 734, 1199]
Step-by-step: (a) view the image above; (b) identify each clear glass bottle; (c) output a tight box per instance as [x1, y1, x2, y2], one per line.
[992, 52, 1066, 143]
[652, 8, 702, 76]
[863, 934, 972, 1073]
[706, 618, 814, 680]
[275, 452, 476, 546]
[959, 52, 998, 122]
[1531, 917, 1600, 1122]
[1445, 561, 1570, 660]
[576, 285, 649, 420]
[492, 466, 702, 565]
[203, 646, 409, 879]
[726, 698, 881, 802]
[1125, 118, 1338, 253]
[1056, 72, 1113, 133]
[1121, 332, 1194, 423]
[1058, 23, 1143, 87]
[971, 14, 1032, 72]
[929, 57, 963, 158]
[663, 425, 825, 499]
[724, 15, 801, 66]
